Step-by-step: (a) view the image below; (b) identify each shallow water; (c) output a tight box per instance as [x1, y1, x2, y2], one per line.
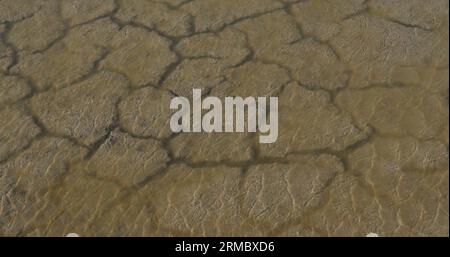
[0, 0, 448, 236]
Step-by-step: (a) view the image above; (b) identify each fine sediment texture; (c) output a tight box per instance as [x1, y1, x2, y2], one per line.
[0, 0, 448, 236]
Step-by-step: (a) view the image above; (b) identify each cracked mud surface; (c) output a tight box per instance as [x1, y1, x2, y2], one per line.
[0, 0, 448, 236]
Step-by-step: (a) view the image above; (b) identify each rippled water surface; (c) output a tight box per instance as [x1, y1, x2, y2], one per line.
[0, 0, 448, 236]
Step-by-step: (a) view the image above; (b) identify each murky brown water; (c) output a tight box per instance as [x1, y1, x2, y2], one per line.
[0, 0, 448, 236]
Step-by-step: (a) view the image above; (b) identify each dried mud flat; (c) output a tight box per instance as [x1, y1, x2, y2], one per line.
[0, 0, 448, 236]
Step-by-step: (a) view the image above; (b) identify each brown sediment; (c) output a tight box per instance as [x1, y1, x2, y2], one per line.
[0, 0, 448, 236]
